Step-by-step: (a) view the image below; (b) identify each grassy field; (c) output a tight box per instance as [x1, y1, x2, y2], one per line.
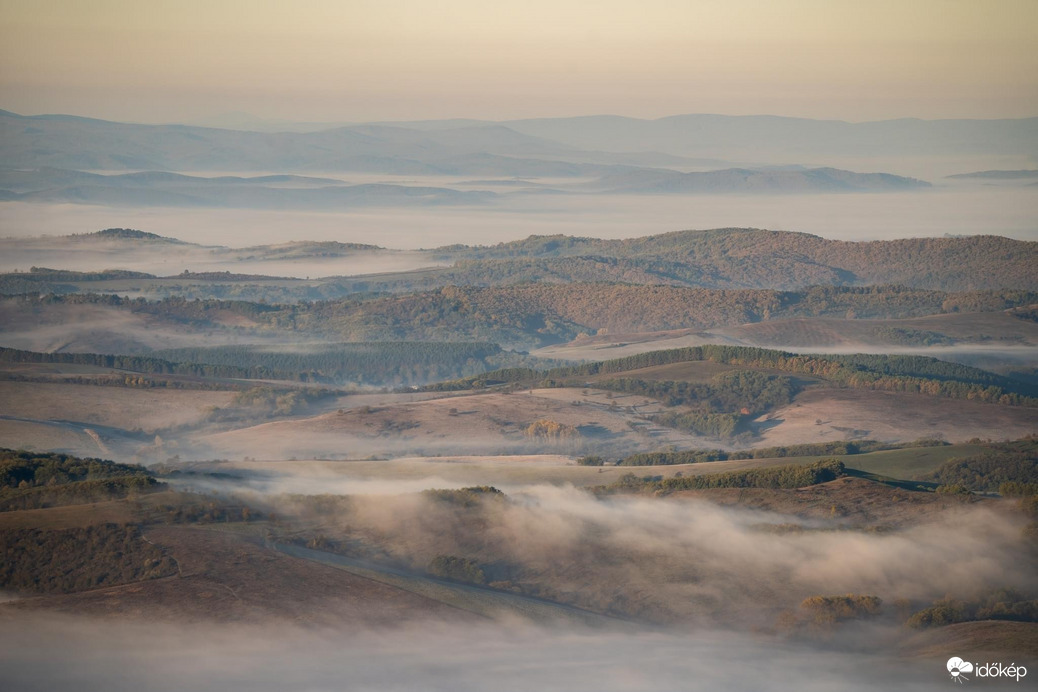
[722, 311, 1038, 348]
[0, 381, 235, 432]
[0, 419, 107, 457]
[197, 387, 709, 461]
[535, 311, 1038, 361]
[273, 542, 620, 627]
[0, 499, 139, 529]
[755, 389, 1037, 448]
[840, 443, 991, 480]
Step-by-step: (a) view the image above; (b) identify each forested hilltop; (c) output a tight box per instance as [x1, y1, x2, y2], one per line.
[430, 230, 1037, 292]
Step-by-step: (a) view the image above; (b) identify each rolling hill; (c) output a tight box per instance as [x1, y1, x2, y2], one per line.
[2, 228, 1036, 293]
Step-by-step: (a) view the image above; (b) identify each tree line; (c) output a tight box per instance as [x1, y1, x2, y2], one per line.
[616, 440, 880, 466]
[1, 341, 544, 387]
[0, 449, 160, 511]
[596, 459, 846, 495]
[432, 345, 1038, 408]
[921, 439, 1037, 492]
[0, 524, 177, 593]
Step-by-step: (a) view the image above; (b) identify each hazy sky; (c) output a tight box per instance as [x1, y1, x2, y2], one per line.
[1, 0, 1036, 123]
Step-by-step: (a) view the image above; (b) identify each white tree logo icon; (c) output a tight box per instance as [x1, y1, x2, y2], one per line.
[947, 657, 974, 683]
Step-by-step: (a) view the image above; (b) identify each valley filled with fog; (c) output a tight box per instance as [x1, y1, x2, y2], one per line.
[3, 184, 1037, 255]
[2, 32, 1038, 691]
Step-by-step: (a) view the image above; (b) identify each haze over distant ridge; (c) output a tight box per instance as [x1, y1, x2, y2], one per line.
[3, 109, 1036, 176]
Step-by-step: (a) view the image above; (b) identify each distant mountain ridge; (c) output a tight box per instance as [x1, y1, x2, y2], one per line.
[0, 165, 929, 208]
[3, 108, 1035, 177]
[0, 168, 494, 209]
[0, 110, 584, 174]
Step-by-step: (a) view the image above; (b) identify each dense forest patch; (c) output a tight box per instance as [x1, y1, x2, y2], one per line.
[0, 450, 160, 511]
[595, 459, 846, 495]
[0, 523, 177, 593]
[920, 438, 1038, 492]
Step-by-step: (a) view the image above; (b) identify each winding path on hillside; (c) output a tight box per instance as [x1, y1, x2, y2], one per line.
[271, 541, 625, 628]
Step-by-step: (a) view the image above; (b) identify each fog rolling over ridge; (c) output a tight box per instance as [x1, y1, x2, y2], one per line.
[3, 471, 1031, 691]
[198, 476, 1037, 612]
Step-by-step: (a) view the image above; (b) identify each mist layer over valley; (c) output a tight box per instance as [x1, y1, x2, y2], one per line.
[0, 618, 960, 692]
[2, 446, 1036, 692]
[6, 0, 1038, 685]
[2, 110, 1037, 691]
[2, 110, 1036, 254]
[2, 221, 1036, 692]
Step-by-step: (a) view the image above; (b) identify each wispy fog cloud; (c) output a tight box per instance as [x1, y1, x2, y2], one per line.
[2, 475, 1025, 691]
[191, 471, 1037, 623]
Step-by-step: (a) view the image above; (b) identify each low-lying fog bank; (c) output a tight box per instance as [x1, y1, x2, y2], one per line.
[170, 473, 1036, 625]
[3, 467, 1033, 691]
[2, 185, 1036, 252]
[0, 616, 954, 692]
